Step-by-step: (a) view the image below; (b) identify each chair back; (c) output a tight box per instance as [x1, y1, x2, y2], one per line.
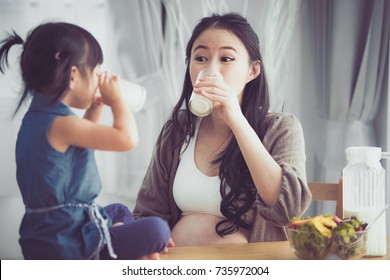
[308, 178, 343, 218]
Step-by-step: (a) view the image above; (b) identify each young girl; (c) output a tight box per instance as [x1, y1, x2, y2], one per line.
[0, 22, 170, 259]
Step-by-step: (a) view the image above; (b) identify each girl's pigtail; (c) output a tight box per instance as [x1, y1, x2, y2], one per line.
[0, 31, 24, 74]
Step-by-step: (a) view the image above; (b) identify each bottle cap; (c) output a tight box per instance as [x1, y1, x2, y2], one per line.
[346, 146, 382, 165]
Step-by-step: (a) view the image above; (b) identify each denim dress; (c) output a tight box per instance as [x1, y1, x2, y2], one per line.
[16, 93, 113, 259]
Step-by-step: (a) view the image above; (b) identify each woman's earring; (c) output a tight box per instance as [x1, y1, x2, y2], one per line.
[54, 52, 61, 61]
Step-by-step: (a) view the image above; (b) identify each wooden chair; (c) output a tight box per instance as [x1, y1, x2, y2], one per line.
[308, 178, 343, 218]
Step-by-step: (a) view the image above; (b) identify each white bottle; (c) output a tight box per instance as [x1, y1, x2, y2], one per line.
[343, 147, 387, 256]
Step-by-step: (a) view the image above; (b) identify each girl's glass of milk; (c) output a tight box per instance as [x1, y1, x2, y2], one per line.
[189, 69, 223, 117]
[120, 79, 147, 113]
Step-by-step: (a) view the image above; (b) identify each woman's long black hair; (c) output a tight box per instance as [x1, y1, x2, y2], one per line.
[0, 22, 103, 114]
[171, 13, 271, 237]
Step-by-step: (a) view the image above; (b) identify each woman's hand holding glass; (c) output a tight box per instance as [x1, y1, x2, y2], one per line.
[193, 76, 244, 127]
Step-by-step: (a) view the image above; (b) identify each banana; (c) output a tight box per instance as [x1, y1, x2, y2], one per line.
[311, 215, 337, 237]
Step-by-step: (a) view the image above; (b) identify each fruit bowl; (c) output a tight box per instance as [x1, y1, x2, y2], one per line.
[286, 215, 367, 260]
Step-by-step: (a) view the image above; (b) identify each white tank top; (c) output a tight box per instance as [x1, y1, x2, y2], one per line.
[173, 118, 224, 218]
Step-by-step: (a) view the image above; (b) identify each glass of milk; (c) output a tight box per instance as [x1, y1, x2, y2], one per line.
[119, 79, 146, 113]
[189, 69, 223, 117]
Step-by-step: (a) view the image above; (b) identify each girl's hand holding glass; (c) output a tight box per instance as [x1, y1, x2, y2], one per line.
[98, 71, 123, 107]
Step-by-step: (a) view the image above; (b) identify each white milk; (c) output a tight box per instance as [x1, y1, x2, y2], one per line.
[120, 79, 146, 112]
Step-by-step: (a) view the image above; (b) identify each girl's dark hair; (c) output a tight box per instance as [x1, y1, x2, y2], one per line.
[0, 22, 103, 114]
[171, 13, 270, 236]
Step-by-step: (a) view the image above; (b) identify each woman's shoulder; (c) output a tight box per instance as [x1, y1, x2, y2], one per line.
[265, 112, 302, 130]
[262, 112, 305, 155]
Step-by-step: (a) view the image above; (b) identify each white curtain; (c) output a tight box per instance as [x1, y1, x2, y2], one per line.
[308, 0, 389, 214]
[102, 0, 173, 206]
[256, 0, 305, 112]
